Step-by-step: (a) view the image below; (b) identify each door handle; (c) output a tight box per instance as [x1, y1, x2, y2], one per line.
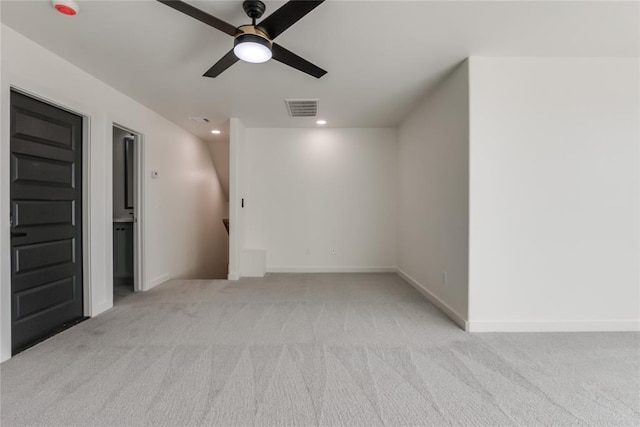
[11, 231, 27, 238]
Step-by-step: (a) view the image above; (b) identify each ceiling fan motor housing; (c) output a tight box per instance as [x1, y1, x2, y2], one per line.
[236, 25, 271, 43]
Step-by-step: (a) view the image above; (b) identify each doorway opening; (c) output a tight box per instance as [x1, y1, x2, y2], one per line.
[112, 125, 142, 304]
[205, 125, 231, 278]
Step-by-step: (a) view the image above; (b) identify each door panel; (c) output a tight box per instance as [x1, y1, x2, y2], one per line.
[13, 238, 75, 274]
[13, 109, 74, 147]
[12, 200, 75, 227]
[14, 277, 76, 320]
[12, 154, 75, 186]
[10, 91, 84, 355]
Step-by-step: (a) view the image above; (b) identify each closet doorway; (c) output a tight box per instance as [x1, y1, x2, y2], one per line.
[112, 125, 143, 303]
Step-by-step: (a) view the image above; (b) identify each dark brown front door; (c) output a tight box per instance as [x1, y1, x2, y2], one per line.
[10, 90, 84, 355]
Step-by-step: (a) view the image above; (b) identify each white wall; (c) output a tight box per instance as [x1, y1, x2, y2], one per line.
[468, 57, 640, 331]
[396, 61, 470, 328]
[208, 139, 230, 203]
[0, 25, 228, 361]
[242, 128, 397, 272]
[227, 117, 246, 280]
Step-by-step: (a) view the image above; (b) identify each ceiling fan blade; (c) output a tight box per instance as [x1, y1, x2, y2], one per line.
[272, 43, 327, 79]
[203, 49, 240, 78]
[157, 0, 238, 36]
[258, 0, 325, 40]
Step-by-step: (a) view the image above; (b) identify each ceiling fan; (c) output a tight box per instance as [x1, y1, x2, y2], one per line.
[157, 0, 327, 78]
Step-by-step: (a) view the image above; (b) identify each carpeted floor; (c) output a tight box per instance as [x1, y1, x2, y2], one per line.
[113, 278, 135, 304]
[1, 273, 638, 426]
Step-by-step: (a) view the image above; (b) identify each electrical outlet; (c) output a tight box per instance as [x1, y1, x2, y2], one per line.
[442, 271, 448, 285]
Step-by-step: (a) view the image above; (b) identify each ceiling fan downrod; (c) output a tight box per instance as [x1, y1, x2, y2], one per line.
[243, 0, 266, 25]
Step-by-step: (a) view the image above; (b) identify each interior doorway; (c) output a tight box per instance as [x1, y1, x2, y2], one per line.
[205, 122, 231, 279]
[112, 125, 141, 303]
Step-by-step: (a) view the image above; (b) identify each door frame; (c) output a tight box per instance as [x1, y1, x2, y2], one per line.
[111, 123, 145, 293]
[2, 86, 92, 352]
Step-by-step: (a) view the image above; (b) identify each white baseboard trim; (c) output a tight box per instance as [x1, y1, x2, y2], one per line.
[268, 266, 397, 273]
[147, 273, 171, 290]
[467, 320, 640, 333]
[227, 273, 239, 281]
[396, 268, 468, 331]
[91, 302, 112, 317]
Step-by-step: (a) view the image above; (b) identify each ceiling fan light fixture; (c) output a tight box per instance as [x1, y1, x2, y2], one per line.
[157, 0, 327, 78]
[233, 33, 272, 63]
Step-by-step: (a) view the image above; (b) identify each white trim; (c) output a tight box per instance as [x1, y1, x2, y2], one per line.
[396, 268, 468, 331]
[1, 80, 9, 362]
[135, 132, 145, 292]
[227, 118, 242, 281]
[91, 303, 112, 317]
[467, 320, 640, 333]
[148, 273, 171, 289]
[268, 266, 397, 273]
[81, 114, 92, 316]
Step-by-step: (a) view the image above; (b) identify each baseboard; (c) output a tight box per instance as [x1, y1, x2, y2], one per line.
[467, 320, 640, 332]
[267, 266, 397, 273]
[91, 302, 112, 317]
[396, 268, 468, 331]
[227, 273, 239, 281]
[147, 273, 171, 290]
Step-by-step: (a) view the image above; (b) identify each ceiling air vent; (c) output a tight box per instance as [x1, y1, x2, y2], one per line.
[188, 117, 211, 124]
[285, 99, 319, 117]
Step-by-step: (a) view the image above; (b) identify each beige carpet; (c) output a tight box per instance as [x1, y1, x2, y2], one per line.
[1, 273, 638, 426]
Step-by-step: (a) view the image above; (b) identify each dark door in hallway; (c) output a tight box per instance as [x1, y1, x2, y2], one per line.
[10, 91, 84, 355]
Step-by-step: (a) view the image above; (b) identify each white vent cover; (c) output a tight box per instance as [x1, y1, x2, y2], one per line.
[285, 99, 319, 117]
[188, 117, 211, 124]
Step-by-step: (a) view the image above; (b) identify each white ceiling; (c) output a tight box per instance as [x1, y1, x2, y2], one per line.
[2, 1, 638, 141]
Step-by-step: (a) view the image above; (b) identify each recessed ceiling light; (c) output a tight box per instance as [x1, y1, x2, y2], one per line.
[316, 120, 327, 125]
[211, 130, 221, 134]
